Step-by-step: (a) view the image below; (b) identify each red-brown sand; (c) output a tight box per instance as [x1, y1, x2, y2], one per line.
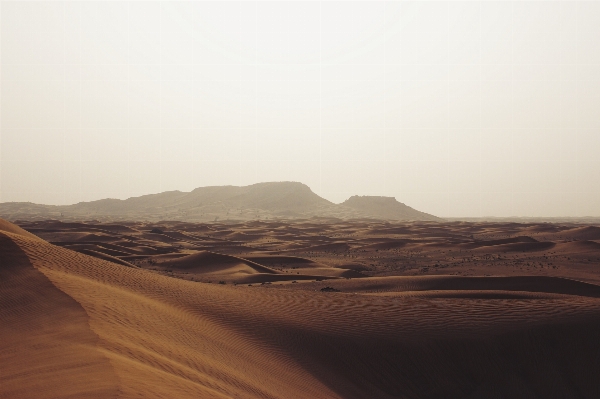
[2, 218, 600, 398]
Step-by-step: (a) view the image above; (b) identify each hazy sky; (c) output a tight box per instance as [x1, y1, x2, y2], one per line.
[1, 1, 599, 217]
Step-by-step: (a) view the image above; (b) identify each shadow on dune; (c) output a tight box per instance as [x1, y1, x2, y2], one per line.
[248, 309, 600, 399]
[383, 276, 600, 298]
[3, 221, 600, 399]
[0, 232, 118, 399]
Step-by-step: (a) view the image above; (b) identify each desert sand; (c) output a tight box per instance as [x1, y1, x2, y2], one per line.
[2, 217, 600, 398]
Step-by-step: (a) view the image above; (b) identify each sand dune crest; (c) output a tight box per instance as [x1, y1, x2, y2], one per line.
[0, 231, 118, 399]
[3, 218, 600, 398]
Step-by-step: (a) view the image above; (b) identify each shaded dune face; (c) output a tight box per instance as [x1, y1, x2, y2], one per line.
[157, 250, 279, 274]
[2, 219, 600, 398]
[0, 232, 119, 399]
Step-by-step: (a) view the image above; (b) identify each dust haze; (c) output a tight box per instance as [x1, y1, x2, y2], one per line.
[3, 3, 600, 399]
[2, 1, 600, 217]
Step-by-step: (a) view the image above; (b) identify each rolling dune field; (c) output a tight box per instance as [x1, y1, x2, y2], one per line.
[2, 218, 600, 398]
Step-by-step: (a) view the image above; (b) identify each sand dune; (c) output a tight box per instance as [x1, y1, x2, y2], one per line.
[473, 241, 555, 253]
[12, 218, 600, 285]
[269, 275, 600, 298]
[0, 219, 41, 240]
[468, 236, 539, 248]
[554, 240, 600, 252]
[239, 255, 365, 279]
[283, 242, 352, 253]
[155, 250, 279, 274]
[242, 254, 329, 268]
[76, 249, 137, 267]
[3, 218, 600, 398]
[353, 240, 413, 251]
[144, 251, 350, 283]
[0, 232, 118, 398]
[547, 226, 600, 241]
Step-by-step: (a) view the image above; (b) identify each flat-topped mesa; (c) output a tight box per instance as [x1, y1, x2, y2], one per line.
[341, 195, 442, 222]
[344, 195, 404, 206]
[187, 181, 333, 213]
[0, 182, 441, 222]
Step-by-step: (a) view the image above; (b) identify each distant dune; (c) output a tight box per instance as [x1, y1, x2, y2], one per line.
[0, 182, 441, 222]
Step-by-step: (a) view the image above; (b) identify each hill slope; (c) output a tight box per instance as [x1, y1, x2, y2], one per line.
[0, 182, 441, 222]
[340, 195, 442, 221]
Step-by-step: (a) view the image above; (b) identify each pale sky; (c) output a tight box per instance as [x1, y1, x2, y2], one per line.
[1, 1, 599, 217]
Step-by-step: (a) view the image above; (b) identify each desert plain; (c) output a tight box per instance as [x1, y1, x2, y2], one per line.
[2, 214, 600, 399]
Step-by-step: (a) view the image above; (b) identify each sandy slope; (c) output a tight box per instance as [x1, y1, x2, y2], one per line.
[147, 251, 349, 283]
[0, 232, 118, 398]
[3, 219, 600, 398]
[0, 219, 40, 240]
[1, 226, 338, 399]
